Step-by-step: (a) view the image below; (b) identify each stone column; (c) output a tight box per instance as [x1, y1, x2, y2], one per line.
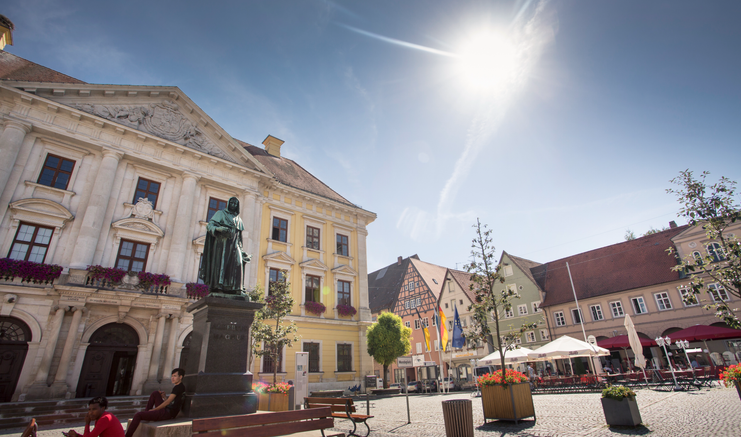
[145, 314, 167, 387]
[0, 119, 32, 199]
[50, 306, 86, 397]
[161, 316, 180, 380]
[25, 306, 66, 399]
[69, 148, 124, 269]
[165, 173, 200, 281]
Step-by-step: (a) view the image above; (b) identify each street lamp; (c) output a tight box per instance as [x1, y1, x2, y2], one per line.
[655, 336, 681, 390]
[675, 339, 695, 379]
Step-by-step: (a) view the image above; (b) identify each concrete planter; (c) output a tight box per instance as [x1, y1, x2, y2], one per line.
[481, 382, 535, 424]
[601, 396, 642, 426]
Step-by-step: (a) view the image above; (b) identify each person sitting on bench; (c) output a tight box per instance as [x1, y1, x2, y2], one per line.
[68, 397, 124, 437]
[124, 368, 185, 437]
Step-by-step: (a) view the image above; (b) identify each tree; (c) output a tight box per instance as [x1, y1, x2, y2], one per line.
[667, 170, 741, 329]
[464, 218, 536, 382]
[366, 312, 412, 388]
[251, 280, 300, 385]
[624, 229, 636, 241]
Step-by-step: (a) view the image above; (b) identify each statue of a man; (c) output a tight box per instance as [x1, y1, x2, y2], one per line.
[199, 197, 251, 296]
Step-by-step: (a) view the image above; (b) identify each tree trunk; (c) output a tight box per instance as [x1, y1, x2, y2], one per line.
[383, 364, 389, 388]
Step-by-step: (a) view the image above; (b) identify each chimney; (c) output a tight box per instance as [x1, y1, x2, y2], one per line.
[669, 221, 678, 229]
[0, 15, 14, 50]
[262, 135, 284, 157]
[397, 256, 402, 265]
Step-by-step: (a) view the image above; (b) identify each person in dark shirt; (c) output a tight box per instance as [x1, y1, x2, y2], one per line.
[124, 368, 185, 437]
[68, 397, 124, 437]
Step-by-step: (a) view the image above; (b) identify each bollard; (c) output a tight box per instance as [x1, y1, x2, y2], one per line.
[441, 399, 474, 437]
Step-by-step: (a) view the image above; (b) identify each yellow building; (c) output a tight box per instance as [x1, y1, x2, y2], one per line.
[242, 137, 377, 390]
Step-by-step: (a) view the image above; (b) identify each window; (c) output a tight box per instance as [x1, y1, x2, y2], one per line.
[303, 342, 320, 373]
[631, 297, 648, 314]
[206, 197, 227, 222]
[263, 347, 283, 374]
[571, 308, 583, 324]
[678, 287, 699, 307]
[38, 154, 75, 190]
[610, 301, 624, 318]
[514, 336, 522, 345]
[445, 303, 449, 308]
[540, 329, 550, 341]
[306, 226, 320, 250]
[504, 308, 514, 318]
[409, 281, 415, 291]
[336, 234, 349, 256]
[518, 304, 528, 316]
[708, 283, 729, 302]
[404, 321, 411, 328]
[503, 265, 513, 277]
[8, 223, 54, 263]
[459, 299, 463, 305]
[423, 318, 429, 327]
[590, 305, 604, 321]
[269, 268, 286, 283]
[272, 217, 288, 242]
[654, 292, 672, 310]
[337, 344, 352, 372]
[432, 315, 438, 326]
[692, 251, 703, 264]
[525, 331, 536, 343]
[414, 319, 421, 330]
[305, 275, 321, 303]
[416, 342, 423, 354]
[434, 339, 439, 351]
[554, 311, 566, 327]
[133, 178, 160, 208]
[707, 242, 725, 262]
[337, 280, 351, 306]
[115, 240, 149, 272]
[532, 301, 541, 313]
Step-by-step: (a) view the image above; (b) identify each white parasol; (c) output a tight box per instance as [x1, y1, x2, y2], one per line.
[478, 347, 534, 365]
[624, 314, 649, 385]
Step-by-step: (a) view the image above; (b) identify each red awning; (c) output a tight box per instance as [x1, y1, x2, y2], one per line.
[597, 335, 656, 349]
[668, 325, 741, 342]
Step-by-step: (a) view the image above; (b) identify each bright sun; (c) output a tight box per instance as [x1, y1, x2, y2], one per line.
[456, 31, 518, 93]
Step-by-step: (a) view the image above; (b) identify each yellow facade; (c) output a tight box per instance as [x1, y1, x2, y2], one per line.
[250, 187, 375, 390]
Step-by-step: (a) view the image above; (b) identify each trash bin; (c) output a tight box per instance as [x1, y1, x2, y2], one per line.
[441, 399, 474, 437]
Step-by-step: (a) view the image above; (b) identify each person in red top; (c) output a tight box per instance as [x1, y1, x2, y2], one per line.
[68, 397, 124, 437]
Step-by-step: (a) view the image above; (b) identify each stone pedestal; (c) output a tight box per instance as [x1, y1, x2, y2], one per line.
[182, 295, 262, 418]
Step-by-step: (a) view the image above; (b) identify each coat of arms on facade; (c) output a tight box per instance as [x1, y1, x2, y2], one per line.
[131, 198, 155, 220]
[75, 100, 235, 162]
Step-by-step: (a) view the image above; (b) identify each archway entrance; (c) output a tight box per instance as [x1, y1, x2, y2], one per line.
[76, 323, 139, 398]
[178, 332, 192, 370]
[0, 317, 31, 402]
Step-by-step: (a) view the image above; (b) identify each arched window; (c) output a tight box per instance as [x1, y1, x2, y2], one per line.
[707, 242, 725, 262]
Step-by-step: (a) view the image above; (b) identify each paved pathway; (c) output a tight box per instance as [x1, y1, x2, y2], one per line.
[3, 386, 739, 437]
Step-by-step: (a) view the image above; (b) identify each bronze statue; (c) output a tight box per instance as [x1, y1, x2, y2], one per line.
[198, 197, 251, 296]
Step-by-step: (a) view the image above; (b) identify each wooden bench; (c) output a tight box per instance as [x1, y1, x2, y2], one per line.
[304, 397, 373, 437]
[192, 407, 343, 437]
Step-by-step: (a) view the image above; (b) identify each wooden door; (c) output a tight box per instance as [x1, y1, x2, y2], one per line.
[76, 348, 115, 398]
[0, 317, 31, 402]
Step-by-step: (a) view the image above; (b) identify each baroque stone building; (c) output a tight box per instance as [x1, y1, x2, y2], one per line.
[0, 50, 375, 402]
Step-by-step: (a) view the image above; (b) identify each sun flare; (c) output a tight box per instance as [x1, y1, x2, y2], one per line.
[456, 31, 518, 93]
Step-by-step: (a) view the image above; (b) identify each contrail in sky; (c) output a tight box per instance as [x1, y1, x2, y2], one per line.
[337, 23, 456, 58]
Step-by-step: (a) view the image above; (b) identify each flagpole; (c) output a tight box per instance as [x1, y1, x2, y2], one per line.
[566, 262, 596, 375]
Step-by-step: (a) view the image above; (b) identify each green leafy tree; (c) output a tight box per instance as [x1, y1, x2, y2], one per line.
[624, 229, 636, 241]
[366, 312, 412, 388]
[464, 219, 536, 382]
[251, 280, 300, 384]
[667, 170, 741, 329]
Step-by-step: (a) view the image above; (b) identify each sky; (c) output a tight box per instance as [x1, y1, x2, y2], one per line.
[4, 0, 741, 273]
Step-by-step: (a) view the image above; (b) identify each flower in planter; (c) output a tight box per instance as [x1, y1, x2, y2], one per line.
[305, 301, 326, 315]
[720, 364, 741, 387]
[265, 382, 291, 394]
[253, 381, 268, 394]
[87, 265, 127, 284]
[185, 283, 210, 299]
[1, 259, 63, 284]
[601, 384, 636, 401]
[137, 271, 171, 291]
[477, 369, 529, 387]
[336, 304, 357, 317]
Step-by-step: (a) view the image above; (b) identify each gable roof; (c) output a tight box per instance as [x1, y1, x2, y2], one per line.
[533, 226, 688, 307]
[447, 268, 477, 304]
[368, 255, 418, 313]
[409, 258, 447, 298]
[240, 141, 356, 208]
[503, 252, 543, 290]
[0, 50, 85, 84]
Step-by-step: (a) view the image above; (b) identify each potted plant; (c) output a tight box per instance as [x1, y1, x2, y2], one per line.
[253, 381, 269, 410]
[86, 265, 126, 287]
[720, 363, 741, 401]
[265, 382, 291, 411]
[601, 385, 642, 426]
[305, 301, 326, 316]
[185, 283, 210, 299]
[1, 258, 63, 284]
[478, 369, 535, 423]
[336, 304, 357, 318]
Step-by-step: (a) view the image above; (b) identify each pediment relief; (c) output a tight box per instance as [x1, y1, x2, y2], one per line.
[10, 198, 74, 222]
[299, 258, 328, 271]
[331, 265, 358, 277]
[112, 217, 164, 237]
[72, 99, 251, 164]
[263, 251, 296, 265]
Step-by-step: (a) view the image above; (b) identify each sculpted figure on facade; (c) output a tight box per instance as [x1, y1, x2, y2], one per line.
[198, 197, 251, 296]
